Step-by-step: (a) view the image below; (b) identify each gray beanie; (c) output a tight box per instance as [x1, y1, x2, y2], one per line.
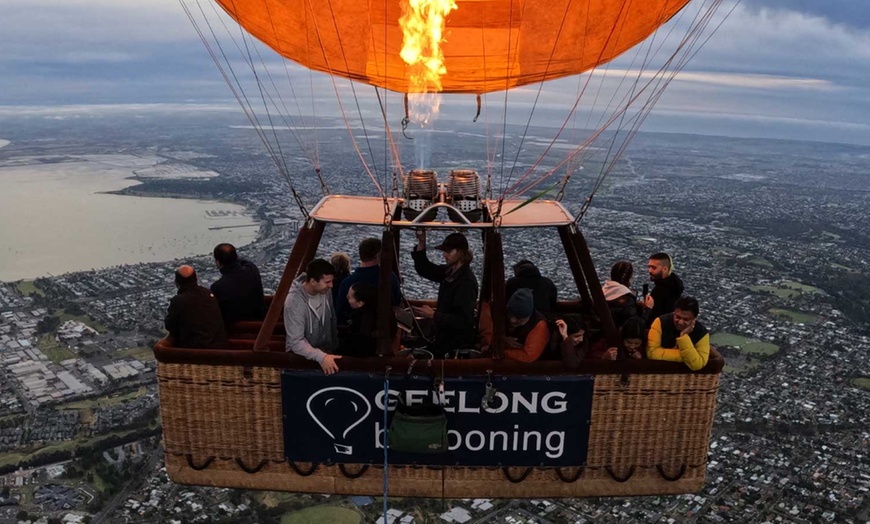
[507, 288, 534, 318]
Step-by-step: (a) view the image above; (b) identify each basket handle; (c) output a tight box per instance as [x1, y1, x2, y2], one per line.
[605, 465, 636, 483]
[338, 464, 370, 479]
[288, 461, 319, 477]
[656, 464, 687, 482]
[185, 455, 215, 471]
[502, 467, 533, 483]
[555, 466, 584, 483]
[235, 458, 267, 474]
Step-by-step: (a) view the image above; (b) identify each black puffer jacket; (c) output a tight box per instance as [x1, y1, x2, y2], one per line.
[506, 260, 557, 314]
[411, 248, 479, 357]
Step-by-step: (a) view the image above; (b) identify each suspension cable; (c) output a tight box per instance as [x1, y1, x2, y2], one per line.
[182, 0, 309, 217]
[303, 0, 386, 197]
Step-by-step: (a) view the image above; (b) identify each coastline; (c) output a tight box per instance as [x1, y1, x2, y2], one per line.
[0, 157, 261, 282]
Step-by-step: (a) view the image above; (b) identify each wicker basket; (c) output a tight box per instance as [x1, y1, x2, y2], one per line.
[156, 344, 721, 498]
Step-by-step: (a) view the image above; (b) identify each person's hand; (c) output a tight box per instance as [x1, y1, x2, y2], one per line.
[627, 348, 643, 359]
[643, 295, 654, 309]
[320, 354, 342, 375]
[412, 304, 435, 319]
[603, 347, 618, 360]
[680, 321, 695, 338]
[414, 229, 426, 250]
[555, 319, 568, 340]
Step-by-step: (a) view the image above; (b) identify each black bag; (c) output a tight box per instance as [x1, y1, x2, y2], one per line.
[388, 401, 448, 454]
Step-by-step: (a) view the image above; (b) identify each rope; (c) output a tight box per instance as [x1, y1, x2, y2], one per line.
[497, 0, 518, 194]
[180, 0, 309, 217]
[500, 0, 575, 197]
[508, 0, 732, 207]
[303, 0, 386, 197]
[382, 367, 391, 522]
[503, 0, 633, 198]
[575, 0, 731, 222]
[229, 0, 321, 171]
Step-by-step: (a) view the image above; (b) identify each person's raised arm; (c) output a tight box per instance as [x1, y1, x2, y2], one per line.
[410, 230, 446, 283]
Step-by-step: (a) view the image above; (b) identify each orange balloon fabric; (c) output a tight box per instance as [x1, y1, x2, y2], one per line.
[215, 0, 692, 94]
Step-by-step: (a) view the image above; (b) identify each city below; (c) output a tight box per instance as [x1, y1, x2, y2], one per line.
[0, 111, 868, 524]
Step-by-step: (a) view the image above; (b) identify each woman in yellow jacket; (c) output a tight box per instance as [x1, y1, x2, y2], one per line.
[647, 296, 710, 371]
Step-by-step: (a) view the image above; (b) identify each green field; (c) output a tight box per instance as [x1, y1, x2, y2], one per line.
[118, 346, 155, 361]
[281, 506, 361, 524]
[750, 285, 800, 299]
[256, 491, 295, 508]
[711, 333, 779, 356]
[62, 387, 147, 410]
[750, 280, 823, 300]
[710, 333, 748, 347]
[58, 312, 107, 333]
[748, 257, 773, 268]
[743, 341, 779, 356]
[852, 378, 870, 390]
[725, 358, 761, 375]
[710, 247, 740, 256]
[0, 428, 142, 468]
[769, 308, 818, 324]
[36, 334, 76, 362]
[780, 281, 823, 294]
[15, 279, 45, 297]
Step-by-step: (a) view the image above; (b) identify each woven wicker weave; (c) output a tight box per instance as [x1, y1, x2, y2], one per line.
[157, 358, 719, 497]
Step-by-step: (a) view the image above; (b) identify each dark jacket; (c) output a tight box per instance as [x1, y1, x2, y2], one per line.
[340, 303, 397, 358]
[645, 272, 684, 327]
[165, 283, 228, 349]
[411, 248, 478, 357]
[335, 265, 402, 325]
[331, 270, 350, 303]
[210, 259, 265, 327]
[506, 261, 557, 314]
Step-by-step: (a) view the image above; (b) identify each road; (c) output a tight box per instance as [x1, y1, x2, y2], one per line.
[92, 443, 163, 524]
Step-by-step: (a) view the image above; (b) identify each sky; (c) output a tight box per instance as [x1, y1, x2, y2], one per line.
[1, 1, 870, 146]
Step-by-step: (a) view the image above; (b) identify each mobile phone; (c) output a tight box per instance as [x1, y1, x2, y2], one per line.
[642, 283, 649, 298]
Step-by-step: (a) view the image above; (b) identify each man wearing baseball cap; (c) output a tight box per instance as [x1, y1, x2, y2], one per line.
[411, 230, 478, 357]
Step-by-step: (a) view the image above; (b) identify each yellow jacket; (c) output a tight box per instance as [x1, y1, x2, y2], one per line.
[647, 315, 710, 371]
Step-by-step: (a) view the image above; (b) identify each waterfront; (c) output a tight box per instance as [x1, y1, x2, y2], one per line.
[0, 156, 258, 281]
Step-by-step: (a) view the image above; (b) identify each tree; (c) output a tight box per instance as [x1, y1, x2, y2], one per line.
[37, 315, 61, 334]
[65, 303, 85, 316]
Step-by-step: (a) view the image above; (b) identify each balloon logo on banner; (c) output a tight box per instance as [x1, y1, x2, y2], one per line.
[306, 387, 372, 455]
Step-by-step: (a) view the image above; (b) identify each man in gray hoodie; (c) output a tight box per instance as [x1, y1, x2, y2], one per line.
[284, 258, 342, 375]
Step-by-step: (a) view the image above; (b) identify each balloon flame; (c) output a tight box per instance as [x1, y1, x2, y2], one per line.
[400, 0, 457, 124]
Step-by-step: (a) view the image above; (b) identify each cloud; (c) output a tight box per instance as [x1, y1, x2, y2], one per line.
[2, 0, 870, 146]
[591, 70, 836, 91]
[743, 0, 870, 31]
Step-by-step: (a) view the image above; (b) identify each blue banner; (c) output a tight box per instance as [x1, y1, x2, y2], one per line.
[281, 371, 593, 467]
